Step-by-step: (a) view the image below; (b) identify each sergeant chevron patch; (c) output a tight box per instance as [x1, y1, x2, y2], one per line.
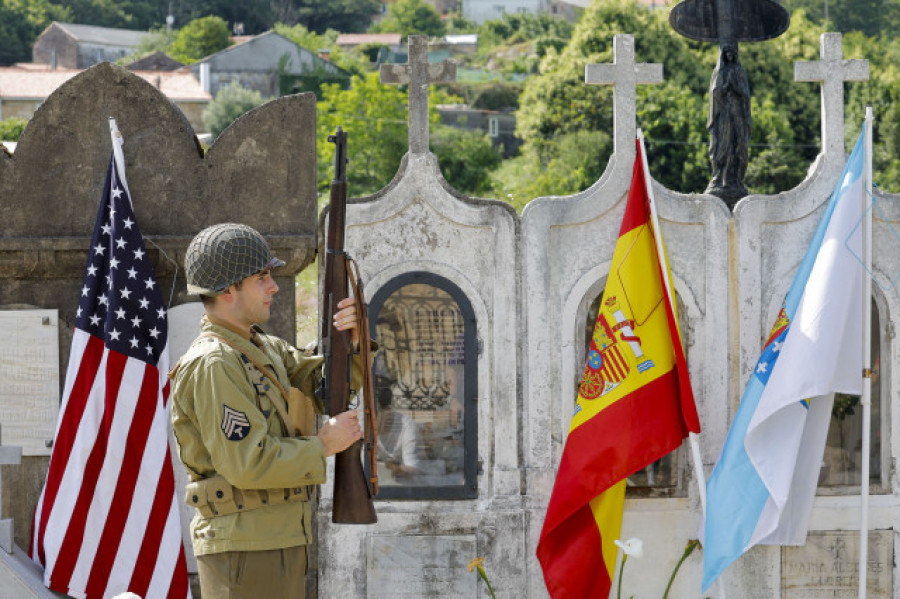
[221, 405, 251, 440]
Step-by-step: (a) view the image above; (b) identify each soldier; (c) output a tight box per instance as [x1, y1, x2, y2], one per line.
[170, 223, 364, 598]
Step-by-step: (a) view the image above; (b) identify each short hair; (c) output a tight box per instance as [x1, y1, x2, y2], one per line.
[199, 279, 243, 308]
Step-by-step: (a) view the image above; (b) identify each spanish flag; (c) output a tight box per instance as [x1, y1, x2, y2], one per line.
[537, 139, 701, 597]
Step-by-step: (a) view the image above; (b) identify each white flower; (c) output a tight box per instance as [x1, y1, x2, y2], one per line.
[614, 537, 644, 558]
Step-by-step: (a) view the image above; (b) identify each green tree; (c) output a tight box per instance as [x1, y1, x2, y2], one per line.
[317, 72, 410, 194]
[514, 0, 828, 200]
[171, 0, 273, 34]
[274, 23, 366, 76]
[489, 130, 611, 212]
[431, 127, 502, 196]
[479, 11, 573, 49]
[371, 0, 446, 37]
[844, 31, 900, 192]
[0, 0, 70, 66]
[126, 26, 172, 62]
[782, 0, 900, 36]
[293, 0, 381, 34]
[169, 15, 230, 64]
[317, 72, 462, 195]
[50, 0, 166, 30]
[202, 82, 267, 138]
[0, 117, 27, 141]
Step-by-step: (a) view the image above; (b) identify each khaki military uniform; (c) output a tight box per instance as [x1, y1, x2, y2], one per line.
[171, 315, 365, 559]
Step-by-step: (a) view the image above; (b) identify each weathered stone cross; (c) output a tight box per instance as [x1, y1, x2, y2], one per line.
[585, 34, 663, 156]
[794, 33, 869, 157]
[380, 35, 457, 155]
[0, 425, 22, 553]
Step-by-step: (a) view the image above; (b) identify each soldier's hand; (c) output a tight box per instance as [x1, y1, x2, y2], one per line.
[333, 297, 360, 349]
[318, 410, 362, 457]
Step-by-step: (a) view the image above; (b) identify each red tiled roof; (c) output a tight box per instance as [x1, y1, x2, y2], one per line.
[336, 33, 403, 47]
[0, 67, 210, 101]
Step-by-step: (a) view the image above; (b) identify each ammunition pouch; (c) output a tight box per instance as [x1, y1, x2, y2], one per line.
[185, 475, 310, 519]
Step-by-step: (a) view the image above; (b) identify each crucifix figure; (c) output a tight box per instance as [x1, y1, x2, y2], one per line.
[380, 35, 457, 156]
[585, 34, 663, 160]
[670, 0, 790, 206]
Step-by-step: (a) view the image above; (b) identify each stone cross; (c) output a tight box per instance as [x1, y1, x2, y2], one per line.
[585, 34, 663, 158]
[794, 33, 869, 158]
[0, 425, 22, 553]
[380, 35, 457, 155]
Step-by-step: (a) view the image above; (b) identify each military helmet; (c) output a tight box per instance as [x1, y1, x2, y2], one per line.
[185, 223, 285, 295]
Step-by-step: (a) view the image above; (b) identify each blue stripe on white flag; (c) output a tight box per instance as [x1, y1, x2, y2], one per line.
[702, 126, 867, 590]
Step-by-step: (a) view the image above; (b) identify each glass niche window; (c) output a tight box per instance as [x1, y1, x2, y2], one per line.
[579, 290, 688, 498]
[367, 272, 478, 500]
[817, 298, 887, 493]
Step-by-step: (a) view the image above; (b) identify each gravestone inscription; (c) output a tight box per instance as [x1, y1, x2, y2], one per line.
[366, 534, 477, 598]
[0, 310, 59, 456]
[782, 530, 893, 598]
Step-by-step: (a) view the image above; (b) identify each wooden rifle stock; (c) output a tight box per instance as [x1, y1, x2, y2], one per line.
[320, 127, 377, 524]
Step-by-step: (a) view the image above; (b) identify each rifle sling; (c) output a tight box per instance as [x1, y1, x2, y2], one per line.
[346, 256, 379, 495]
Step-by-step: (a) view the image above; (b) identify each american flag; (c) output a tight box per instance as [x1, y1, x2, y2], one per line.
[30, 121, 190, 599]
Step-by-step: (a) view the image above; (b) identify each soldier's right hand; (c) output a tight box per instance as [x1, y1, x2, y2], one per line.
[318, 410, 362, 457]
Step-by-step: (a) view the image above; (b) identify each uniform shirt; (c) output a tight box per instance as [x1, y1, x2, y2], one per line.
[171, 315, 364, 555]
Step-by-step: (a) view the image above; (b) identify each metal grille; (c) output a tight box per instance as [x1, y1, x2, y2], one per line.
[375, 283, 465, 411]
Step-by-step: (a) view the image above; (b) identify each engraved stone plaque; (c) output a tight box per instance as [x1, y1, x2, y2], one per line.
[0, 310, 60, 456]
[367, 535, 477, 598]
[782, 530, 893, 598]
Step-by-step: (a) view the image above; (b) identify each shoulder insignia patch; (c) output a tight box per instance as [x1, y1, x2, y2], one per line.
[221, 404, 251, 441]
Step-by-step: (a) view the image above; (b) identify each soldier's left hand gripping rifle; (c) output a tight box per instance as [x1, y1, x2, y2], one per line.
[318, 126, 379, 524]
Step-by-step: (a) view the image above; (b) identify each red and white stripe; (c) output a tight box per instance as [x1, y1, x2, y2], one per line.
[31, 330, 190, 599]
[599, 345, 628, 383]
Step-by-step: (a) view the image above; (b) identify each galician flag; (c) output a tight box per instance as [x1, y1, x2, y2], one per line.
[537, 140, 701, 598]
[702, 126, 867, 590]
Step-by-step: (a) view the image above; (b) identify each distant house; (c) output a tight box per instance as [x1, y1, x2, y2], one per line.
[437, 104, 522, 158]
[32, 22, 149, 69]
[0, 66, 210, 132]
[189, 31, 349, 98]
[335, 33, 403, 54]
[463, 0, 546, 23]
[379, 0, 459, 16]
[441, 34, 478, 56]
[549, 0, 666, 19]
[127, 51, 184, 72]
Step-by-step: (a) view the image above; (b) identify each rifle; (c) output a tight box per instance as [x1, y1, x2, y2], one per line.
[319, 127, 378, 524]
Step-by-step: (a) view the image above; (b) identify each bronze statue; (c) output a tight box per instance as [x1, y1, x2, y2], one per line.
[706, 45, 751, 200]
[669, 0, 790, 207]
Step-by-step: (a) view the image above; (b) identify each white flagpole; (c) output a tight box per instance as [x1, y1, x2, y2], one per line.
[637, 130, 723, 597]
[108, 118, 133, 204]
[857, 106, 874, 599]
